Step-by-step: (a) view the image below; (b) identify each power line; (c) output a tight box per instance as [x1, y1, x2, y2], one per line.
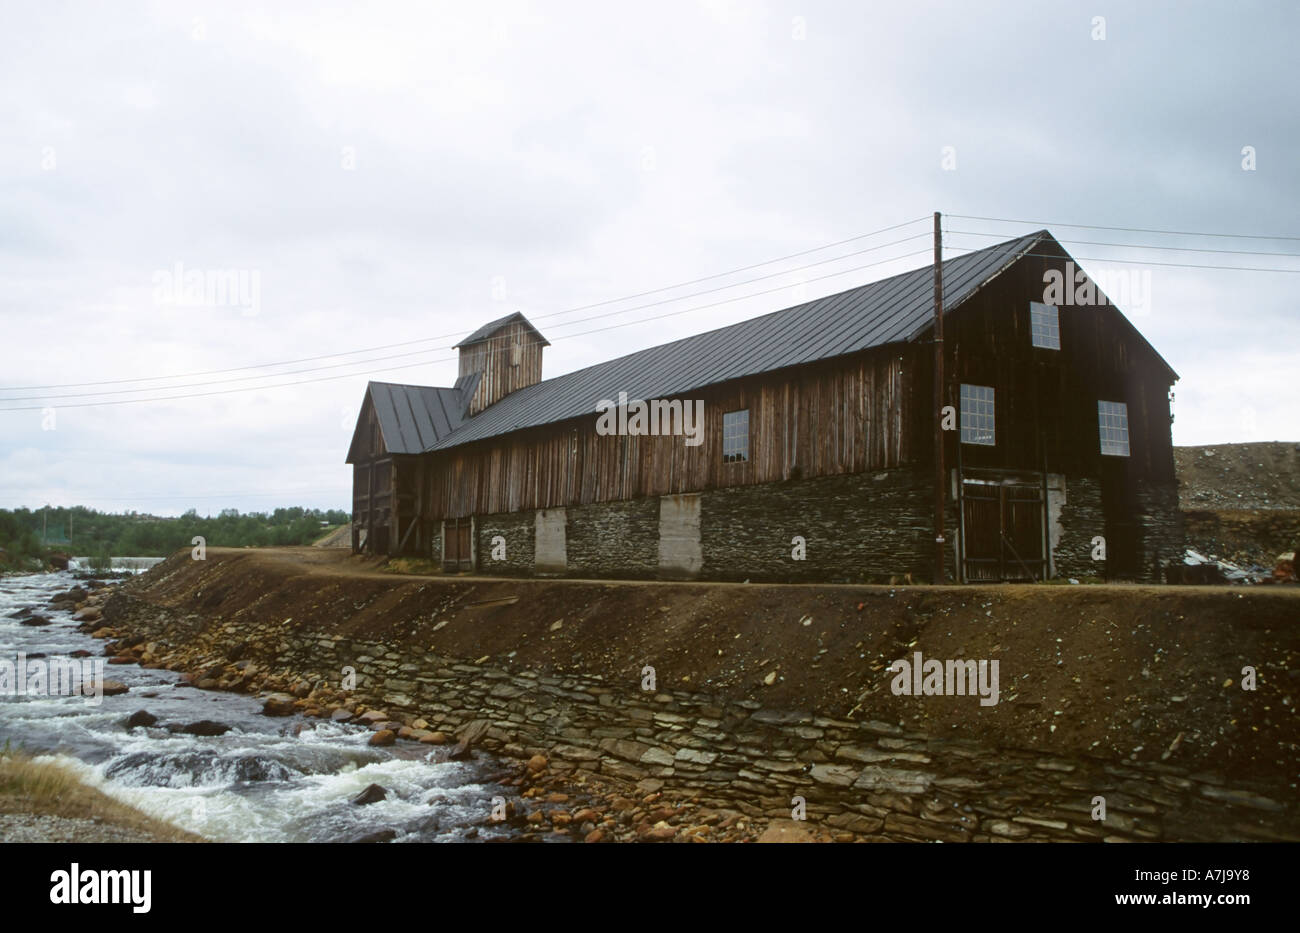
[948, 229, 1300, 259]
[1, 230, 934, 403]
[0, 245, 937, 411]
[942, 241, 1300, 274]
[9, 220, 1298, 412]
[948, 214, 1300, 243]
[1, 215, 931, 393]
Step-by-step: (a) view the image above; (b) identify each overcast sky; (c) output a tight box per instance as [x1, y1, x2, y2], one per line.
[1, 0, 1296, 517]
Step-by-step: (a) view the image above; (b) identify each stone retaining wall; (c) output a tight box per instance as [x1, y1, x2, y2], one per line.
[104, 593, 1296, 843]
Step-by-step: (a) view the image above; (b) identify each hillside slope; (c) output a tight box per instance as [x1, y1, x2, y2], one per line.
[1175, 441, 1300, 510]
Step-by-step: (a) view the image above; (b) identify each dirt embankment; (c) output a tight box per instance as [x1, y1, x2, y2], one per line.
[312, 525, 351, 548]
[119, 548, 1300, 780]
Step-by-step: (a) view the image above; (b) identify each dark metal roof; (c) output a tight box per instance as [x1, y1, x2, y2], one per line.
[426, 230, 1050, 452]
[348, 381, 471, 461]
[453, 311, 551, 348]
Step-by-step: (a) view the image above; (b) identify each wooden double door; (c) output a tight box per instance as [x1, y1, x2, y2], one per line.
[961, 476, 1046, 582]
[442, 518, 473, 571]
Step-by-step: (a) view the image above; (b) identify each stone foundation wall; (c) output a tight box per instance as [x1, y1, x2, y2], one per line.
[476, 511, 533, 575]
[1054, 475, 1104, 579]
[700, 469, 956, 583]
[463, 470, 1177, 585]
[567, 498, 659, 578]
[1134, 481, 1185, 581]
[467, 468, 956, 583]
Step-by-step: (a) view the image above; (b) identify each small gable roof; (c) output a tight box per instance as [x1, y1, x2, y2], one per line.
[453, 311, 550, 349]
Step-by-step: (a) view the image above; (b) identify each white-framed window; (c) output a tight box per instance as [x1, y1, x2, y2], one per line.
[960, 384, 996, 446]
[723, 409, 749, 463]
[1098, 400, 1130, 456]
[1030, 301, 1060, 349]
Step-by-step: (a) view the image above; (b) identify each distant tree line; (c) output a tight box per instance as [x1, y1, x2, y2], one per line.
[0, 505, 349, 570]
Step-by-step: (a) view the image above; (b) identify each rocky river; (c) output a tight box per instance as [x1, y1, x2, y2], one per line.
[0, 568, 521, 843]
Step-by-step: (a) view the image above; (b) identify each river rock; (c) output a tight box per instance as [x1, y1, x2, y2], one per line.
[73, 606, 102, 622]
[100, 680, 129, 697]
[352, 784, 388, 805]
[173, 720, 232, 737]
[637, 824, 677, 842]
[262, 694, 297, 717]
[448, 719, 491, 759]
[369, 729, 396, 747]
[125, 710, 158, 729]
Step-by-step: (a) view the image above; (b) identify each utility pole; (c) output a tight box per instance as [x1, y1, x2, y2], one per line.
[933, 212, 946, 584]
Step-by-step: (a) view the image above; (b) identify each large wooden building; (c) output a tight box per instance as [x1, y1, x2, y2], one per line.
[346, 230, 1182, 583]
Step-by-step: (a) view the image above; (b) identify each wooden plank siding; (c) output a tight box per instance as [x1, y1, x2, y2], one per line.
[916, 247, 1176, 485]
[459, 319, 546, 416]
[423, 347, 922, 521]
[349, 394, 395, 552]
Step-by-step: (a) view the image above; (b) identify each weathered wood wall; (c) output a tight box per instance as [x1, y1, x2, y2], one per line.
[348, 395, 393, 552]
[424, 347, 920, 521]
[458, 319, 546, 416]
[918, 244, 1177, 484]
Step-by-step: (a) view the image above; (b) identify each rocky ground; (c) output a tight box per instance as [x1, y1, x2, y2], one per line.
[0, 811, 179, 843]
[1174, 441, 1300, 510]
